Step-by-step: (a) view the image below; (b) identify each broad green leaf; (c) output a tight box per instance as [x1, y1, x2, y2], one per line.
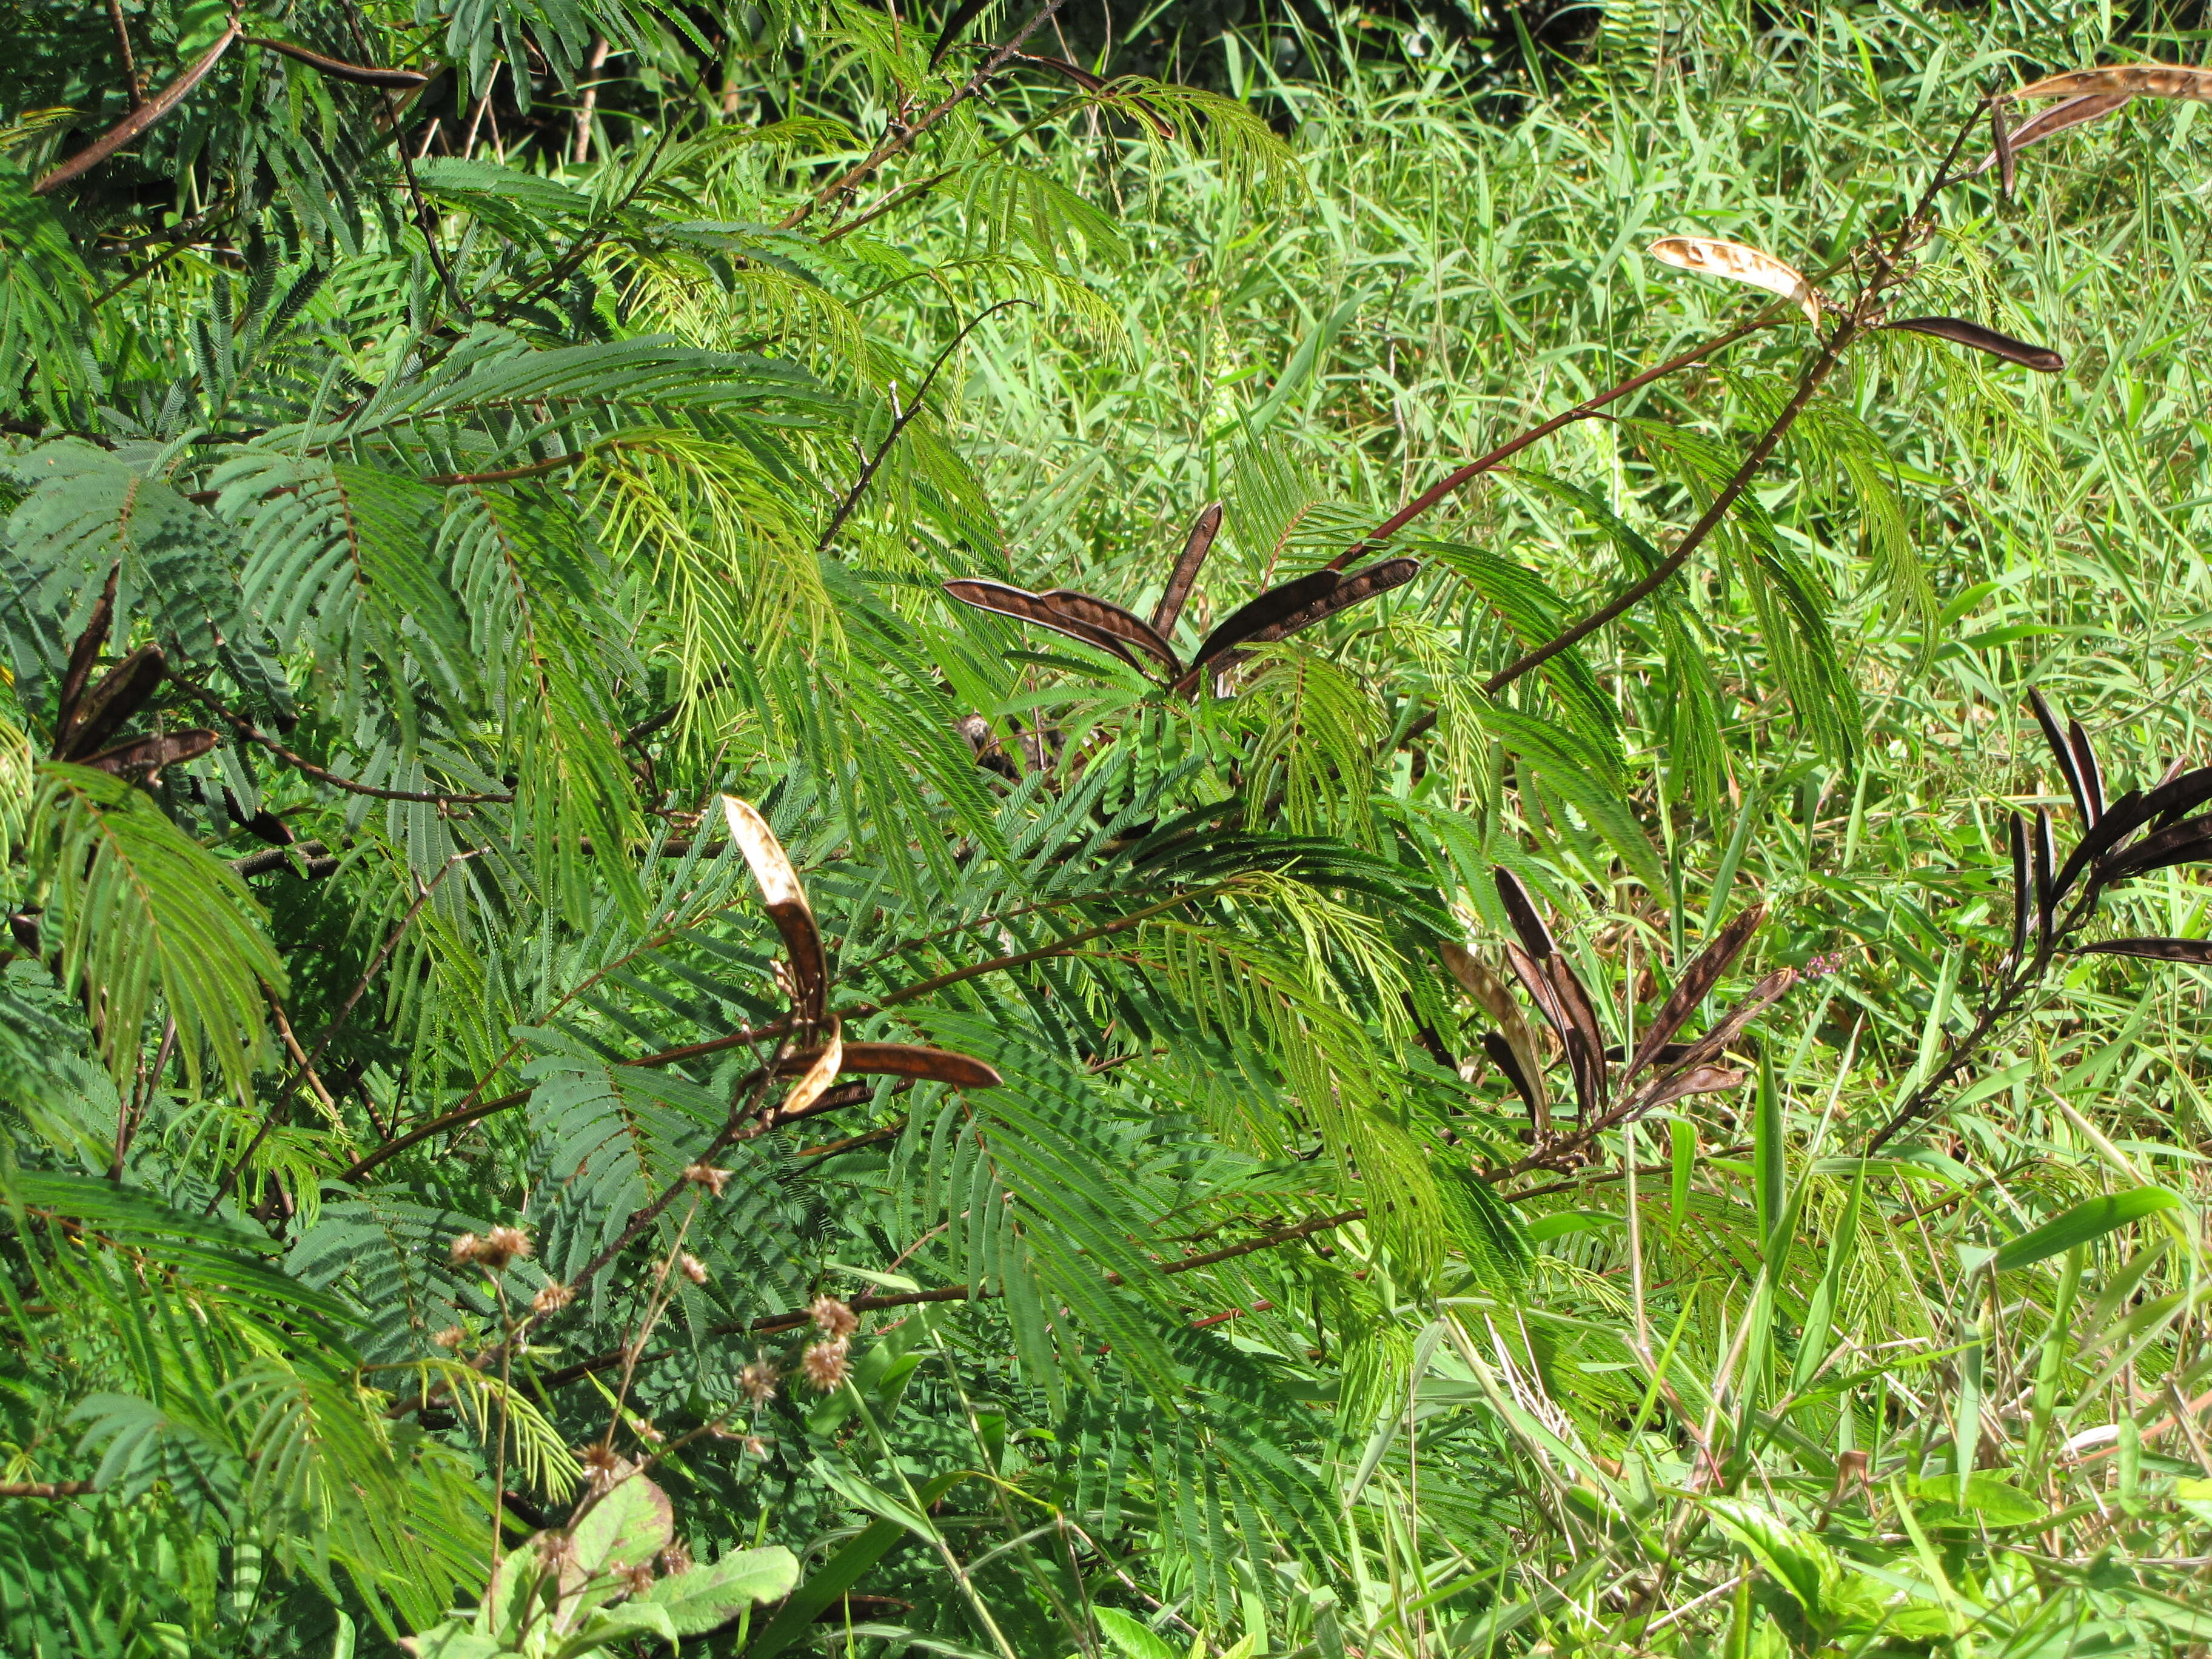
[1094, 1607, 1182, 1659]
[1697, 1495, 1832, 1614]
[1994, 1187, 2182, 1272]
[635, 1546, 799, 1635]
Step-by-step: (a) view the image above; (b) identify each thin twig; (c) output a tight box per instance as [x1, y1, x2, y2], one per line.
[210, 856, 472, 1212]
[777, 0, 1069, 232]
[175, 683, 513, 804]
[35, 25, 240, 195]
[814, 299, 1031, 553]
[1328, 307, 1789, 571]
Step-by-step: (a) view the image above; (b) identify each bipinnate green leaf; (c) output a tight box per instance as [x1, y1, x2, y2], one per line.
[29, 762, 286, 1099]
[635, 1546, 800, 1634]
[1994, 1186, 2180, 1272]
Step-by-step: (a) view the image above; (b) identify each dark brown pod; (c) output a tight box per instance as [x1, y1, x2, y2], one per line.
[2034, 808, 2057, 942]
[1036, 590, 1181, 674]
[1625, 903, 1765, 1080]
[943, 578, 1148, 673]
[1643, 966, 1797, 1085]
[1973, 92, 2133, 173]
[1153, 502, 1223, 636]
[55, 575, 116, 740]
[778, 1041, 1002, 1088]
[1492, 866, 1558, 960]
[2027, 689, 2090, 823]
[1882, 317, 2065, 374]
[79, 728, 218, 780]
[1188, 569, 1344, 672]
[1227, 558, 1421, 655]
[1991, 99, 2017, 198]
[1481, 1030, 1543, 1119]
[928, 0, 994, 68]
[246, 36, 430, 87]
[2101, 814, 2212, 882]
[56, 645, 166, 762]
[2067, 719, 2103, 823]
[1644, 1064, 1749, 1110]
[2008, 811, 2030, 961]
[2078, 936, 2212, 963]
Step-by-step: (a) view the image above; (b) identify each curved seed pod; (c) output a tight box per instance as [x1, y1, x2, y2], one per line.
[928, 0, 994, 67]
[1481, 1030, 1544, 1122]
[943, 579, 1148, 673]
[1644, 967, 1797, 1085]
[1493, 866, 1558, 959]
[1153, 502, 1224, 635]
[1972, 93, 2133, 173]
[1644, 1064, 1749, 1110]
[55, 643, 165, 760]
[246, 36, 430, 86]
[55, 578, 116, 739]
[1440, 941, 1549, 1128]
[2079, 936, 2212, 963]
[81, 728, 218, 780]
[1037, 589, 1181, 674]
[1882, 317, 2065, 373]
[1991, 99, 2017, 198]
[2034, 808, 2057, 942]
[1542, 953, 1609, 1121]
[2068, 719, 2104, 824]
[777, 1020, 844, 1118]
[2051, 786, 2140, 905]
[2027, 689, 2090, 822]
[1225, 558, 1421, 658]
[721, 796, 828, 1027]
[34, 24, 240, 195]
[779, 1041, 1002, 1088]
[1647, 236, 1823, 326]
[1189, 569, 1343, 672]
[1626, 903, 1766, 1081]
[2101, 814, 2212, 882]
[2009, 811, 2030, 962]
[2009, 64, 2212, 102]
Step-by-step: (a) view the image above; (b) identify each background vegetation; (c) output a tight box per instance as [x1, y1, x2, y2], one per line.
[4, 0, 2212, 1655]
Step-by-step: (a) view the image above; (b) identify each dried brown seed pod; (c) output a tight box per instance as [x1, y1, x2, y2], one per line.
[1647, 236, 1823, 326]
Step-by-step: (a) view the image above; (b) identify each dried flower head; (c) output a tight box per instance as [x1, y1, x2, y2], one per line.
[451, 1225, 534, 1272]
[679, 1252, 709, 1285]
[531, 1281, 575, 1314]
[739, 1358, 778, 1404]
[742, 1433, 768, 1458]
[809, 1294, 859, 1339]
[683, 1163, 731, 1196]
[431, 1324, 466, 1350]
[624, 1564, 656, 1596]
[800, 1336, 851, 1392]
[577, 1439, 628, 1493]
[657, 1541, 693, 1577]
